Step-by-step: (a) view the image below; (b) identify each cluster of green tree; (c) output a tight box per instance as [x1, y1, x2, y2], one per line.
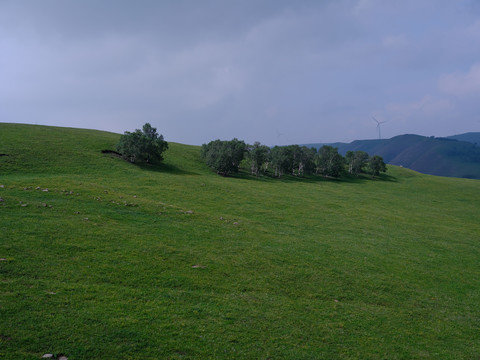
[202, 139, 387, 178]
[116, 123, 168, 164]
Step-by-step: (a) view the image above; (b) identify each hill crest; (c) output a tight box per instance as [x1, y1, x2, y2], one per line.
[304, 133, 480, 179]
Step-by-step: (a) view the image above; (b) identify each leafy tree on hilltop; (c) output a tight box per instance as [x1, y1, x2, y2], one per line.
[368, 155, 387, 177]
[345, 150, 369, 175]
[270, 146, 293, 178]
[117, 123, 168, 164]
[202, 138, 246, 176]
[247, 142, 270, 177]
[315, 145, 344, 177]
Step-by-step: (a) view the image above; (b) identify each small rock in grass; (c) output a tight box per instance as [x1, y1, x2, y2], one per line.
[58, 356, 68, 360]
[84, 218, 89, 221]
[42, 354, 54, 359]
[104, 190, 108, 194]
[133, 195, 137, 198]
[0, 185, 4, 188]
[0, 258, 7, 261]
[233, 222, 239, 225]
[192, 264, 205, 268]
[0, 197, 4, 202]
[36, 186, 41, 190]
[47, 291, 56, 295]
[185, 210, 194, 214]
[219, 217, 224, 220]
[42, 189, 49, 192]
[41, 203, 47, 207]
[20, 203, 28, 207]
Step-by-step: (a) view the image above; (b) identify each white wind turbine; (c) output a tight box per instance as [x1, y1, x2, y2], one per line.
[372, 116, 387, 140]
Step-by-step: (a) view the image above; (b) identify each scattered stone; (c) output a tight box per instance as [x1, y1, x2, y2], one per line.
[36, 186, 41, 190]
[20, 203, 28, 207]
[0, 258, 7, 261]
[42, 354, 54, 359]
[83, 218, 89, 221]
[47, 291, 56, 295]
[201, 183, 206, 187]
[24, 187, 32, 190]
[192, 264, 205, 268]
[74, 211, 80, 214]
[0, 185, 4, 188]
[219, 217, 224, 220]
[42, 189, 49, 192]
[133, 195, 137, 198]
[334, 299, 339, 303]
[185, 210, 194, 214]
[41, 203, 47, 207]
[233, 222, 239, 225]
[58, 356, 68, 360]
[0, 197, 4, 202]
[104, 190, 108, 194]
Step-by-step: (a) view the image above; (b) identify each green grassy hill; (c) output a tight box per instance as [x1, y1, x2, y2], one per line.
[1, 123, 480, 359]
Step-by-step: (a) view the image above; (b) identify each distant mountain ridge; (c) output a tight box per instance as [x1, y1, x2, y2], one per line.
[303, 132, 480, 179]
[446, 132, 480, 145]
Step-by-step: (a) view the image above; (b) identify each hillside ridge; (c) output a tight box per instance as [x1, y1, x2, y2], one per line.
[303, 132, 480, 179]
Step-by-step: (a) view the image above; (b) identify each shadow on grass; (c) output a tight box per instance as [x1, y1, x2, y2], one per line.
[137, 162, 200, 176]
[226, 169, 397, 184]
[102, 150, 199, 176]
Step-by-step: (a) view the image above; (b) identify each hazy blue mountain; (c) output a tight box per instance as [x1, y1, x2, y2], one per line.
[446, 132, 480, 145]
[303, 133, 480, 179]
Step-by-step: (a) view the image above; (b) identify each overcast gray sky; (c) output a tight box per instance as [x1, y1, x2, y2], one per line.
[1, 0, 480, 145]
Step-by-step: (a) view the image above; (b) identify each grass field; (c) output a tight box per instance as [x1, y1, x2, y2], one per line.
[1, 123, 479, 359]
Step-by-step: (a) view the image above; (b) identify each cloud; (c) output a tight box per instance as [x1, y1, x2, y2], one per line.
[438, 63, 480, 96]
[382, 34, 408, 49]
[1, 1, 480, 144]
[385, 96, 452, 119]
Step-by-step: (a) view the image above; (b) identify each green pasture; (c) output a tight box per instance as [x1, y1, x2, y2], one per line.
[1, 123, 479, 359]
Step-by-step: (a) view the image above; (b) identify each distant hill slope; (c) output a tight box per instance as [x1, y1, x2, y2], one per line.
[304, 133, 480, 179]
[447, 132, 480, 145]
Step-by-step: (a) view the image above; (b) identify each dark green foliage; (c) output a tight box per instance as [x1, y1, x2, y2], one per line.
[116, 123, 168, 164]
[270, 146, 292, 177]
[346, 150, 369, 175]
[269, 145, 316, 177]
[315, 145, 345, 177]
[201, 138, 246, 176]
[247, 142, 270, 177]
[369, 155, 387, 176]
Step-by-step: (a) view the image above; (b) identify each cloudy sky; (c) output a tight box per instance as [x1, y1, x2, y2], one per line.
[1, 0, 480, 145]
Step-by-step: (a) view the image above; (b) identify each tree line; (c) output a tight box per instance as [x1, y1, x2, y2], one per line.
[114, 124, 386, 179]
[202, 139, 387, 178]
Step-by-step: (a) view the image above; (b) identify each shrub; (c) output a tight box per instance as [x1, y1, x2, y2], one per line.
[116, 123, 168, 164]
